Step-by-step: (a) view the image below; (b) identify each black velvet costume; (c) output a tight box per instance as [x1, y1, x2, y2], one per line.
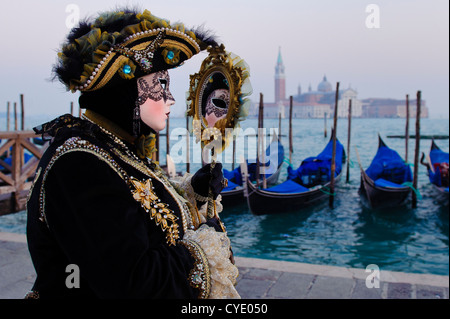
[25, 8, 239, 300]
[27, 115, 202, 298]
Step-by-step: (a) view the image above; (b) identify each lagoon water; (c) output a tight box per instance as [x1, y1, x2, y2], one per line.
[1, 116, 448, 276]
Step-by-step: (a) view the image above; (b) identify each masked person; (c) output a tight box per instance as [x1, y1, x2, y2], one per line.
[25, 8, 239, 299]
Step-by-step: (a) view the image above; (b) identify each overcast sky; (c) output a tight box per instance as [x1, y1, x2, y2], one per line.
[0, 0, 448, 121]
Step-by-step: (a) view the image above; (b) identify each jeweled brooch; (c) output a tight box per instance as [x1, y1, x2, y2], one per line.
[130, 177, 179, 245]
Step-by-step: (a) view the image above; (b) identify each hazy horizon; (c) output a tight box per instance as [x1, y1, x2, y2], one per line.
[1, 0, 448, 120]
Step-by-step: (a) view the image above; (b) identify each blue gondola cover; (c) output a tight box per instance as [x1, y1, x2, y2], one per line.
[287, 138, 345, 187]
[0, 153, 34, 170]
[224, 138, 284, 186]
[365, 144, 412, 186]
[222, 180, 240, 192]
[428, 147, 449, 187]
[264, 179, 309, 193]
[374, 178, 407, 188]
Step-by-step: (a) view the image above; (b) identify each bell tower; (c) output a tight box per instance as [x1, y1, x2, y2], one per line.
[274, 47, 286, 103]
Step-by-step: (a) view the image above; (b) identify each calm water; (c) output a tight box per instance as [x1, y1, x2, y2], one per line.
[1, 116, 448, 275]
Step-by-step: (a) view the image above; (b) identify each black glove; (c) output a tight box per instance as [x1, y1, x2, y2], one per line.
[191, 162, 224, 201]
[204, 216, 224, 232]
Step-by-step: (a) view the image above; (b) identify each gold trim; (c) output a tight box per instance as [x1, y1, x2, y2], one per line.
[193, 205, 202, 229]
[111, 148, 194, 233]
[130, 177, 180, 246]
[120, 29, 199, 54]
[90, 54, 125, 91]
[82, 28, 199, 92]
[122, 30, 160, 47]
[84, 110, 136, 144]
[82, 52, 118, 91]
[39, 137, 129, 226]
[27, 167, 42, 205]
[179, 239, 211, 299]
[83, 112, 194, 232]
[91, 39, 193, 92]
[161, 40, 193, 59]
[165, 28, 200, 53]
[186, 44, 245, 154]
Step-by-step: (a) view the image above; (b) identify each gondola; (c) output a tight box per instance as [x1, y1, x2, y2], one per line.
[244, 136, 345, 215]
[421, 139, 449, 197]
[357, 135, 413, 209]
[0, 152, 34, 171]
[221, 135, 285, 207]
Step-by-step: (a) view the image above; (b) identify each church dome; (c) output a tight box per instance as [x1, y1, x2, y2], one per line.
[317, 75, 332, 92]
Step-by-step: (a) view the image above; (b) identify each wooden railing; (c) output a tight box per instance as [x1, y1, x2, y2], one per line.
[0, 131, 47, 215]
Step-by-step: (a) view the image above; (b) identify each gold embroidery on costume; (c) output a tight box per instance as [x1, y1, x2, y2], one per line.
[38, 137, 128, 226]
[83, 113, 195, 232]
[179, 239, 211, 299]
[183, 225, 240, 299]
[111, 148, 194, 232]
[27, 167, 42, 205]
[129, 177, 179, 246]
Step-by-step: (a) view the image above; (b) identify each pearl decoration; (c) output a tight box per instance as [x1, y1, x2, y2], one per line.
[76, 27, 200, 91]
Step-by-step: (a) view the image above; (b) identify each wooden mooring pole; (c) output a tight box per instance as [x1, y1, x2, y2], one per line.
[7, 102, 10, 131]
[232, 135, 236, 171]
[256, 93, 263, 188]
[166, 115, 170, 158]
[186, 108, 190, 174]
[14, 102, 17, 131]
[20, 94, 25, 130]
[405, 94, 410, 163]
[278, 113, 282, 143]
[329, 82, 339, 208]
[289, 96, 293, 165]
[346, 99, 352, 183]
[261, 94, 267, 189]
[412, 91, 421, 208]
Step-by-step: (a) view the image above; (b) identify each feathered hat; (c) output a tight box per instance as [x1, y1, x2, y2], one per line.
[54, 8, 218, 92]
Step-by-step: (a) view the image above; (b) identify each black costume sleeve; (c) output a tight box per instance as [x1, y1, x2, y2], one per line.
[43, 151, 199, 298]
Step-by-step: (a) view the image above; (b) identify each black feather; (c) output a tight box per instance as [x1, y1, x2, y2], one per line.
[93, 8, 140, 38]
[52, 7, 220, 89]
[67, 19, 92, 42]
[191, 24, 219, 50]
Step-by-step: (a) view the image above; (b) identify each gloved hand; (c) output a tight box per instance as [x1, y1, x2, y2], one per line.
[191, 162, 224, 201]
[204, 216, 224, 232]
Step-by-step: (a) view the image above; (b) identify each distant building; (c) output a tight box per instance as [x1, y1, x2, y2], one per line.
[361, 98, 428, 118]
[274, 47, 286, 103]
[251, 49, 428, 119]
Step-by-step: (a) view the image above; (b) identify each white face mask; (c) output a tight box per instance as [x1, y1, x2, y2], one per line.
[136, 71, 175, 132]
[205, 88, 229, 127]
